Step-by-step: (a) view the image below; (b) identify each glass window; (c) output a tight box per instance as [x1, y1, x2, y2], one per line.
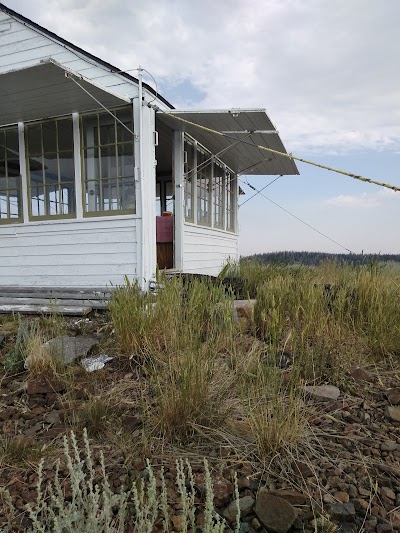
[213, 161, 225, 229]
[25, 118, 75, 218]
[81, 107, 135, 214]
[184, 139, 194, 222]
[0, 126, 22, 223]
[196, 148, 211, 226]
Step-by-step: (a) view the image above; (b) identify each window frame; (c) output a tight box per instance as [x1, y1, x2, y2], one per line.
[0, 125, 23, 225]
[80, 106, 136, 218]
[25, 117, 76, 221]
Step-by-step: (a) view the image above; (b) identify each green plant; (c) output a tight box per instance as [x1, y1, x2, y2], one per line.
[0, 430, 240, 532]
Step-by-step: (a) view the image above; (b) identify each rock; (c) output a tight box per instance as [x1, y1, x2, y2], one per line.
[380, 440, 397, 452]
[42, 336, 98, 365]
[44, 411, 61, 425]
[305, 385, 340, 401]
[335, 491, 350, 503]
[0, 333, 5, 345]
[255, 493, 297, 533]
[386, 389, 400, 405]
[292, 460, 314, 478]
[212, 475, 234, 506]
[380, 487, 395, 501]
[27, 377, 65, 395]
[233, 300, 256, 320]
[269, 489, 307, 506]
[122, 414, 142, 432]
[328, 502, 356, 522]
[384, 405, 400, 423]
[223, 496, 255, 523]
[23, 422, 43, 437]
[349, 366, 374, 382]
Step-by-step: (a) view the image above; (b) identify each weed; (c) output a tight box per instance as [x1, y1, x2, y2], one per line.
[0, 430, 240, 532]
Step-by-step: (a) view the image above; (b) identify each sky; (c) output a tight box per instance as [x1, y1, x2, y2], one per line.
[9, 0, 400, 255]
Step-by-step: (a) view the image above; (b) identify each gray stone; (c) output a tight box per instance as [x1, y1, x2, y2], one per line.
[328, 502, 356, 522]
[385, 405, 400, 423]
[0, 334, 5, 345]
[43, 336, 98, 365]
[386, 388, 400, 405]
[380, 440, 397, 452]
[44, 411, 61, 425]
[223, 496, 255, 523]
[305, 385, 340, 401]
[255, 493, 296, 533]
[349, 365, 373, 383]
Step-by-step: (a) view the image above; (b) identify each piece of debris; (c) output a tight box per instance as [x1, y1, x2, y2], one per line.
[81, 354, 114, 372]
[42, 336, 99, 365]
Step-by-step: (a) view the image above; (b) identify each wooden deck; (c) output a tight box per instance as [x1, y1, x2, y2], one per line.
[0, 287, 112, 316]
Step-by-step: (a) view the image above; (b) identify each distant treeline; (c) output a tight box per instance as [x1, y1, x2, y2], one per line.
[242, 251, 400, 266]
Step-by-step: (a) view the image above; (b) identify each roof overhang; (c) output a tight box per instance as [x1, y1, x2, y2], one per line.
[0, 60, 130, 126]
[158, 109, 299, 176]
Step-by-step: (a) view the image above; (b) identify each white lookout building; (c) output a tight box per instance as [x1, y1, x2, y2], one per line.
[0, 3, 298, 293]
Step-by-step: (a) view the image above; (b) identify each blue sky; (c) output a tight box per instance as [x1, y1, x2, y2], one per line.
[10, 0, 400, 255]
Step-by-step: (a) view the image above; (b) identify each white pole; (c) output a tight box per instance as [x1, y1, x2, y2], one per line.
[137, 66, 146, 289]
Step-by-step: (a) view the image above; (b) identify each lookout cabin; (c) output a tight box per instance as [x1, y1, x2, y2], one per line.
[0, 3, 298, 311]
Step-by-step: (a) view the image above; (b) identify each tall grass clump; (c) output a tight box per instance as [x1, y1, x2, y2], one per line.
[253, 267, 360, 381]
[246, 361, 308, 459]
[0, 430, 240, 533]
[110, 275, 237, 442]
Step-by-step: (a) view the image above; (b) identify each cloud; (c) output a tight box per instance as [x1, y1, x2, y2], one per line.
[8, 0, 400, 154]
[326, 188, 400, 208]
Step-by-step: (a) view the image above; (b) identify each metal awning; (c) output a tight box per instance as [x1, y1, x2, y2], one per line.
[0, 60, 130, 126]
[158, 109, 299, 176]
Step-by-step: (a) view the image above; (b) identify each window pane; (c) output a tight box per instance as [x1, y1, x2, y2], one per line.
[116, 109, 133, 143]
[100, 145, 117, 179]
[42, 122, 57, 153]
[6, 129, 19, 155]
[59, 151, 75, 184]
[118, 143, 134, 177]
[99, 119, 115, 145]
[57, 119, 73, 151]
[27, 124, 42, 155]
[43, 153, 58, 185]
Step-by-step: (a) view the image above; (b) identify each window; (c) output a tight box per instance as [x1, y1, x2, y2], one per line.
[81, 108, 135, 215]
[226, 171, 236, 232]
[197, 148, 211, 226]
[26, 118, 75, 218]
[213, 161, 225, 229]
[184, 139, 194, 222]
[0, 126, 21, 223]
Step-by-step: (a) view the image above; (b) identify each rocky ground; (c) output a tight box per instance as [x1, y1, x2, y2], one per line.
[0, 315, 399, 532]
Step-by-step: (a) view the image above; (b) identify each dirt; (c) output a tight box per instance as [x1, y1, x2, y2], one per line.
[0, 314, 399, 532]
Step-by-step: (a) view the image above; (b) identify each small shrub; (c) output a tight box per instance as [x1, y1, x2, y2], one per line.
[0, 430, 240, 532]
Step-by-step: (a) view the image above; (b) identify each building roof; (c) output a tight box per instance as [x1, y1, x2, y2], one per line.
[0, 2, 174, 109]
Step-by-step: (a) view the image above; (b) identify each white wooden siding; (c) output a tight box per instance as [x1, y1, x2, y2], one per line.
[0, 217, 137, 287]
[0, 11, 138, 100]
[182, 224, 239, 276]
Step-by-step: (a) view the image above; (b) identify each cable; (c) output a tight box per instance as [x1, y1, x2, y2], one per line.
[239, 178, 353, 254]
[162, 112, 400, 193]
[239, 175, 283, 207]
[66, 74, 135, 138]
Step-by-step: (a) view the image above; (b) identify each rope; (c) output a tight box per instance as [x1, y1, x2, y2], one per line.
[161, 113, 400, 193]
[240, 178, 354, 254]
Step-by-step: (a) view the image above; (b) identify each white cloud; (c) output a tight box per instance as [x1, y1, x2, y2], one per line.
[326, 188, 400, 208]
[9, 0, 400, 154]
